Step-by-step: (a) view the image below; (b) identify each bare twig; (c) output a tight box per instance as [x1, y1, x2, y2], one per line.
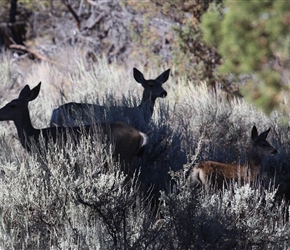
[62, 0, 81, 30]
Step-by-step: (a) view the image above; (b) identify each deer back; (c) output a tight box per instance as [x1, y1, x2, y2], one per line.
[188, 161, 251, 188]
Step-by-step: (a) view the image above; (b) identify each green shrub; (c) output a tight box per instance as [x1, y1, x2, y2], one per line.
[201, 1, 290, 113]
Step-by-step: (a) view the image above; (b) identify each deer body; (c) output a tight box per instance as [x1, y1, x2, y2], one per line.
[50, 68, 170, 127]
[0, 83, 147, 176]
[186, 126, 277, 188]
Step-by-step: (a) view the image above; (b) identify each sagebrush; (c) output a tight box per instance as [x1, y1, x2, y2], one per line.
[0, 48, 289, 249]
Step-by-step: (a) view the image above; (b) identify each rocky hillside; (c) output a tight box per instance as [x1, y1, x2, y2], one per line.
[1, 1, 175, 68]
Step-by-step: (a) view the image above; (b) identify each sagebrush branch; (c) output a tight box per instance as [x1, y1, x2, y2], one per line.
[62, 0, 81, 30]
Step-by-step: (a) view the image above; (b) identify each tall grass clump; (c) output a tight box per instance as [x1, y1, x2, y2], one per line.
[0, 46, 290, 248]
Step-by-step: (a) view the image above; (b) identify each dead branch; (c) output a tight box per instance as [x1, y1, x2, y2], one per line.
[62, 0, 81, 30]
[9, 44, 59, 65]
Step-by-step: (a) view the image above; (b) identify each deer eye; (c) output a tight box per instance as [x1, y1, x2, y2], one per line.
[261, 142, 268, 147]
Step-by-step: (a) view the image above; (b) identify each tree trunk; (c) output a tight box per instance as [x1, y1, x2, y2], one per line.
[9, 0, 18, 23]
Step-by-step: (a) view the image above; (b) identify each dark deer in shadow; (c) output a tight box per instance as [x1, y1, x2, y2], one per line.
[0, 82, 147, 177]
[50, 68, 170, 128]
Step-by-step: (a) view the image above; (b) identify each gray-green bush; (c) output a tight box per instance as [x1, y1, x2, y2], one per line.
[0, 47, 290, 249]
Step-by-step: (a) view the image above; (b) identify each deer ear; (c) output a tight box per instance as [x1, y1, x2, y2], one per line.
[133, 68, 146, 84]
[251, 125, 258, 140]
[155, 69, 170, 84]
[18, 85, 31, 99]
[259, 128, 271, 140]
[27, 82, 41, 102]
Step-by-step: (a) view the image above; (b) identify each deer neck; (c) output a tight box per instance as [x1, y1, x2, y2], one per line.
[138, 94, 155, 122]
[13, 109, 39, 151]
[248, 148, 263, 176]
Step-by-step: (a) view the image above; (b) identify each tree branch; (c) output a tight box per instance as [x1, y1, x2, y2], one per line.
[9, 44, 59, 65]
[62, 0, 81, 30]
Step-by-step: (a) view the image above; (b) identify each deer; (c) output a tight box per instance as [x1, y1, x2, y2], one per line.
[49, 67, 170, 127]
[0, 82, 148, 177]
[186, 126, 278, 189]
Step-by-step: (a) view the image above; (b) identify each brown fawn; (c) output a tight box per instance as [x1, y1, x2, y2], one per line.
[186, 126, 277, 188]
[49, 68, 170, 127]
[0, 82, 147, 176]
